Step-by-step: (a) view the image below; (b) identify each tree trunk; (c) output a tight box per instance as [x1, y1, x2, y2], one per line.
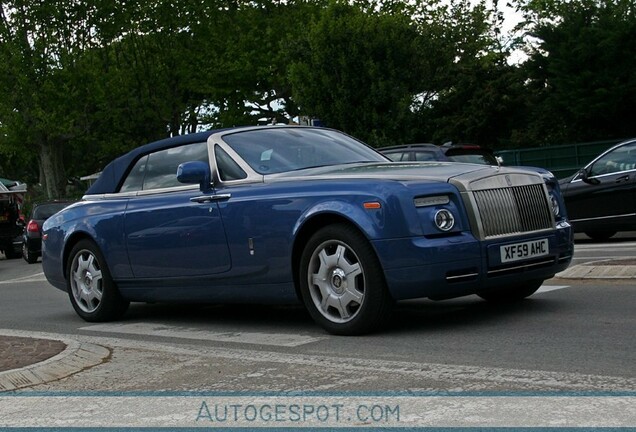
[39, 140, 67, 199]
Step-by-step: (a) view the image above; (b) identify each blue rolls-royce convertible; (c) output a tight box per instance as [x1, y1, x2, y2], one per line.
[42, 126, 573, 335]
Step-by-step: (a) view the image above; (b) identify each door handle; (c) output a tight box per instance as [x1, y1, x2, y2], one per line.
[190, 194, 231, 203]
[615, 175, 629, 183]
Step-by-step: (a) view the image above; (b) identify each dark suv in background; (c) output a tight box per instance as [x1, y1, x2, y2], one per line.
[0, 197, 22, 259]
[380, 143, 500, 166]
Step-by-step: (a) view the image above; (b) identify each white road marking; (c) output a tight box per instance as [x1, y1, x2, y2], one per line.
[571, 256, 624, 260]
[79, 322, 325, 347]
[575, 242, 636, 250]
[0, 272, 47, 284]
[537, 285, 569, 293]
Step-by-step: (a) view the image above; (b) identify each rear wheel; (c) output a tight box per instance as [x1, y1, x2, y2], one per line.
[299, 224, 393, 335]
[22, 243, 38, 264]
[478, 279, 543, 303]
[67, 239, 129, 321]
[584, 231, 616, 241]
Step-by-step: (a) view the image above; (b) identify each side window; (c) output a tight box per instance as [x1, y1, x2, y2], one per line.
[589, 143, 636, 177]
[119, 142, 209, 192]
[384, 151, 406, 162]
[120, 156, 148, 192]
[414, 151, 437, 161]
[215, 146, 247, 181]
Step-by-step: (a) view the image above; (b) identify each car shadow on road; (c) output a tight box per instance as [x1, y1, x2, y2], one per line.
[115, 295, 566, 337]
[122, 302, 316, 333]
[384, 295, 567, 335]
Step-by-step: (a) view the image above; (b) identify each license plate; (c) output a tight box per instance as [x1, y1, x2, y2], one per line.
[500, 239, 549, 263]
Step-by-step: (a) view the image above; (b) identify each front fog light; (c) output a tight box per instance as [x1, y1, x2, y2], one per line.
[434, 209, 455, 231]
[550, 194, 560, 217]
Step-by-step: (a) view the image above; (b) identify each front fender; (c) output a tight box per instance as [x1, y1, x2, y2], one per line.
[293, 194, 409, 241]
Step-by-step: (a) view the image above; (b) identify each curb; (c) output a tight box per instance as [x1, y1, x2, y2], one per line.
[556, 259, 636, 279]
[0, 330, 110, 392]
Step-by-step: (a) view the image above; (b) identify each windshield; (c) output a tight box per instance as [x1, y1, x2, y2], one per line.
[223, 128, 387, 174]
[446, 151, 498, 165]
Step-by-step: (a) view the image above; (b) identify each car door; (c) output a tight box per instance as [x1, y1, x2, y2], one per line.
[562, 141, 636, 230]
[123, 142, 231, 278]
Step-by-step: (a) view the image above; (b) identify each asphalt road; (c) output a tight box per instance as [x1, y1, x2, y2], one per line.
[1, 234, 635, 394]
[572, 231, 636, 264]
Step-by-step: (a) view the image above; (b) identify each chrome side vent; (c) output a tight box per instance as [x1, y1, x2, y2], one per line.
[474, 184, 553, 238]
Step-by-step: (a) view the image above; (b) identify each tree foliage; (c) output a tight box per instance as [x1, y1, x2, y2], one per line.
[516, 0, 636, 145]
[288, 0, 422, 146]
[1, 0, 636, 197]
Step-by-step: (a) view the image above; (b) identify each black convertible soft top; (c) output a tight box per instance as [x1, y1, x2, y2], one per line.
[86, 129, 225, 195]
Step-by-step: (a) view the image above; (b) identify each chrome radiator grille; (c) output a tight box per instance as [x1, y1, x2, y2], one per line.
[473, 184, 553, 238]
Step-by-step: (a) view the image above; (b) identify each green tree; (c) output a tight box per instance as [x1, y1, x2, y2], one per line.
[516, 0, 636, 144]
[202, 0, 325, 127]
[409, 0, 530, 148]
[0, 0, 99, 197]
[288, 0, 422, 146]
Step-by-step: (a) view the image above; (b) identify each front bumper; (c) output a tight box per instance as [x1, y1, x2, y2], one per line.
[374, 222, 573, 301]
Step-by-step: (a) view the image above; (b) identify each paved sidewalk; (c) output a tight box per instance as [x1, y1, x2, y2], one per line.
[0, 259, 633, 391]
[556, 258, 636, 279]
[0, 335, 66, 372]
[0, 330, 109, 391]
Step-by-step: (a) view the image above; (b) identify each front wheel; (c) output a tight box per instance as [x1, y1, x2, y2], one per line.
[478, 279, 543, 303]
[67, 239, 129, 321]
[299, 224, 393, 335]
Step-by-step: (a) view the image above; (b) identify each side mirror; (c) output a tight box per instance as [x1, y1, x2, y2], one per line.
[579, 168, 600, 185]
[177, 161, 212, 192]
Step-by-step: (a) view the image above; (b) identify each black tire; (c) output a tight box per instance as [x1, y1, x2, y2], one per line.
[478, 279, 543, 303]
[3, 248, 21, 260]
[22, 243, 38, 264]
[299, 224, 393, 335]
[66, 239, 129, 322]
[584, 231, 616, 241]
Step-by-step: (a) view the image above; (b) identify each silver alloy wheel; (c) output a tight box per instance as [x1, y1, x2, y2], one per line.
[307, 239, 365, 323]
[70, 249, 104, 313]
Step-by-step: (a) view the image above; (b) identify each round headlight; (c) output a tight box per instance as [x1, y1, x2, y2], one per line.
[549, 194, 560, 217]
[434, 209, 455, 231]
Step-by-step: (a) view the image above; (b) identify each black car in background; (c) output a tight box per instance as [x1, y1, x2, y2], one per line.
[559, 138, 636, 240]
[22, 201, 73, 263]
[380, 143, 500, 166]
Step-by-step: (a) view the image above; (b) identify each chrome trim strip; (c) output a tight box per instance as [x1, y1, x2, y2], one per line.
[570, 213, 636, 223]
[570, 168, 636, 183]
[487, 259, 554, 275]
[89, 184, 200, 200]
[135, 184, 199, 196]
[208, 132, 264, 185]
[446, 272, 479, 281]
[190, 194, 231, 203]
